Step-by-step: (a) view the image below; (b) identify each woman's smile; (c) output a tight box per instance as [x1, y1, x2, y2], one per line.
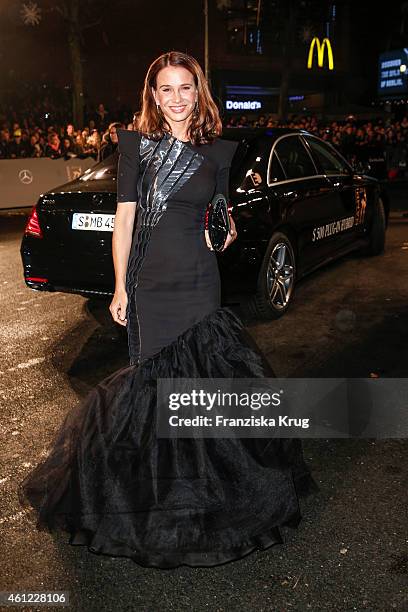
[169, 105, 187, 113]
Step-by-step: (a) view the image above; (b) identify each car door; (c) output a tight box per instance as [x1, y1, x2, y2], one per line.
[302, 135, 361, 249]
[268, 134, 343, 273]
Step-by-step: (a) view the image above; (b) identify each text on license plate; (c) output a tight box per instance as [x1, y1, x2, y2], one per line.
[72, 212, 115, 231]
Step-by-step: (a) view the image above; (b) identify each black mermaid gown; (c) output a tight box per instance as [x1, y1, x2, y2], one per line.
[18, 128, 317, 568]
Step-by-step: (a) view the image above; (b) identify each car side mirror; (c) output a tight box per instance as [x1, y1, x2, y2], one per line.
[351, 159, 371, 175]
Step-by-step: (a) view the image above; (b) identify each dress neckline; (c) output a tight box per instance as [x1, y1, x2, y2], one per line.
[171, 136, 191, 144]
[164, 132, 191, 145]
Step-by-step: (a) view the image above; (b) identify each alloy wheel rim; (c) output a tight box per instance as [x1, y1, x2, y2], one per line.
[266, 242, 295, 310]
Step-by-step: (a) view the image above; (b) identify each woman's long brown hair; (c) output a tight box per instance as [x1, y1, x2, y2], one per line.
[134, 51, 223, 145]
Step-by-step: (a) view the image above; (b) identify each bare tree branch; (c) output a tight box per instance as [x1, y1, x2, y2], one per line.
[45, 0, 111, 126]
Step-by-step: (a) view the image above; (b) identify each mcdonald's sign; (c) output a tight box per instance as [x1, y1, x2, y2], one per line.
[307, 37, 334, 70]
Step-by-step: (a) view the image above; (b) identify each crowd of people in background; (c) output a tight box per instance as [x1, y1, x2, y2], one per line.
[0, 101, 133, 163]
[0, 91, 132, 163]
[226, 112, 408, 150]
[225, 113, 408, 178]
[1, 99, 408, 178]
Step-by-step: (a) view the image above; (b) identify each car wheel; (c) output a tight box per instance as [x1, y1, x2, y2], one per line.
[365, 197, 386, 256]
[247, 232, 296, 320]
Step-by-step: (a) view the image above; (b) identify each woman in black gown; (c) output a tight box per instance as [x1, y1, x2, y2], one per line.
[18, 51, 317, 568]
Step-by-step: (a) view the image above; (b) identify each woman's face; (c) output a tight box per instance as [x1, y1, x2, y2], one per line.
[152, 65, 197, 128]
[109, 126, 118, 143]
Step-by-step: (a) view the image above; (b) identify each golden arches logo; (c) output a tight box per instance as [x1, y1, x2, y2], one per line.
[307, 37, 334, 70]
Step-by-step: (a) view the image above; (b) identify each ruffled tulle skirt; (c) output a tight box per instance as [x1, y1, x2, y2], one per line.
[18, 307, 318, 568]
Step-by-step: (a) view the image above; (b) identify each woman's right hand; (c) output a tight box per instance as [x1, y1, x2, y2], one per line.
[109, 288, 128, 326]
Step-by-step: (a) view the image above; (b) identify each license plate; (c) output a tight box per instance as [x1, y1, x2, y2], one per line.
[72, 212, 115, 232]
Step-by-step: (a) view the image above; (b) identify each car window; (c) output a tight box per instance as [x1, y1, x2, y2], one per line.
[305, 137, 350, 175]
[268, 152, 285, 183]
[274, 136, 316, 179]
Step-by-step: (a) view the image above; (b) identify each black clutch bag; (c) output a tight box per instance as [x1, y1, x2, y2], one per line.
[205, 193, 231, 252]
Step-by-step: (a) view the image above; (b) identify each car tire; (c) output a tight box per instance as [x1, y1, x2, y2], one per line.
[246, 232, 296, 320]
[365, 197, 386, 256]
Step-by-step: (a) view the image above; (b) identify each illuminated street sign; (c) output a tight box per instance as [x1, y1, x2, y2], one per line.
[225, 100, 262, 110]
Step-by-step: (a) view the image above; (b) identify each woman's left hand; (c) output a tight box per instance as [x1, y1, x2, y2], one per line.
[221, 216, 238, 251]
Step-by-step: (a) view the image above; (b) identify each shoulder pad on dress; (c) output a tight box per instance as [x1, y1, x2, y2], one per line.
[117, 129, 140, 155]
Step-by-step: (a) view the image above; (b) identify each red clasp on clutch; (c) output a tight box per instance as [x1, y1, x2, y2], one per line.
[204, 206, 210, 230]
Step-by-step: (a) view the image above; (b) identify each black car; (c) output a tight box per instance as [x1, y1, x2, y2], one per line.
[21, 128, 389, 319]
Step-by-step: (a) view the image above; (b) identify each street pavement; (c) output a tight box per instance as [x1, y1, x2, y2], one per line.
[0, 209, 407, 612]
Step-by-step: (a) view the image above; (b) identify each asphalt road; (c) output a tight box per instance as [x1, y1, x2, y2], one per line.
[0, 210, 407, 612]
